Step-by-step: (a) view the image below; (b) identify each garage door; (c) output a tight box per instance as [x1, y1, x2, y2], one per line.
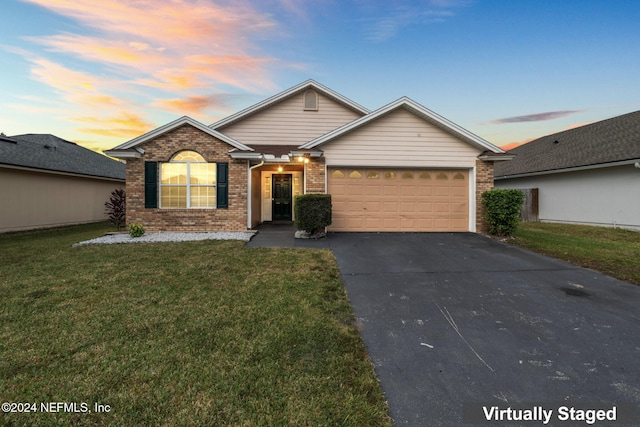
[328, 168, 469, 232]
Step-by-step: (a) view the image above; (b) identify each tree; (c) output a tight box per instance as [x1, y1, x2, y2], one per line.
[105, 188, 126, 231]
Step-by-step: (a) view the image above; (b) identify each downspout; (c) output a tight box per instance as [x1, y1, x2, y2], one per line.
[247, 160, 264, 229]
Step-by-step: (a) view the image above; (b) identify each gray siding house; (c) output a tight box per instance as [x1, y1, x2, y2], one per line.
[494, 111, 640, 230]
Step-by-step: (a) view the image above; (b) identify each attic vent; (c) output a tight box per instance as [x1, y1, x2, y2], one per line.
[303, 90, 318, 111]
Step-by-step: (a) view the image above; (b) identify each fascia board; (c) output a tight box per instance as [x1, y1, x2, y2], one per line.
[210, 80, 370, 129]
[109, 116, 252, 152]
[103, 150, 141, 158]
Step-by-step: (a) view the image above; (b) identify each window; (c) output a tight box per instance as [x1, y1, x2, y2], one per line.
[304, 90, 318, 110]
[160, 151, 216, 208]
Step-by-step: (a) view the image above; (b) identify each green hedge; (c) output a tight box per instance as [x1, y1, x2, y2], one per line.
[294, 194, 332, 234]
[481, 189, 524, 237]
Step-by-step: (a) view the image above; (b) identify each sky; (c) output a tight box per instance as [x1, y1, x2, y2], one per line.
[1, 0, 639, 153]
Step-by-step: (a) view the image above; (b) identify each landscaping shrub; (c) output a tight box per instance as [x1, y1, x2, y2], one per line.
[482, 189, 524, 237]
[104, 188, 126, 231]
[128, 223, 145, 238]
[294, 194, 332, 234]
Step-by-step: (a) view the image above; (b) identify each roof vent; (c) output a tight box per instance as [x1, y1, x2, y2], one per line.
[44, 144, 57, 150]
[553, 140, 559, 144]
[303, 90, 318, 111]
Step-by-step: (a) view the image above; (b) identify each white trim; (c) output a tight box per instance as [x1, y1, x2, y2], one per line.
[104, 150, 141, 158]
[210, 80, 370, 129]
[248, 160, 264, 229]
[300, 97, 504, 154]
[495, 158, 640, 180]
[108, 116, 252, 154]
[469, 166, 477, 232]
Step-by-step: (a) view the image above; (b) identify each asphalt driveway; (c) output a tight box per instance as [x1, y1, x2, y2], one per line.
[325, 232, 640, 426]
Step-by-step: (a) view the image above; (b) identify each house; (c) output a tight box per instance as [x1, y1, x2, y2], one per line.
[494, 110, 640, 230]
[105, 80, 511, 233]
[0, 134, 126, 233]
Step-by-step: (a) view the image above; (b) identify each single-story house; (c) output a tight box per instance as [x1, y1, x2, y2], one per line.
[495, 110, 640, 230]
[0, 134, 126, 233]
[106, 80, 511, 233]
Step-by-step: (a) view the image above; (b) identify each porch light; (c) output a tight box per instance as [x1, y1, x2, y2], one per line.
[277, 165, 283, 172]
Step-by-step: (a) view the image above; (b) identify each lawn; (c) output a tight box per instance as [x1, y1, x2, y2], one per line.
[511, 222, 640, 286]
[0, 223, 392, 426]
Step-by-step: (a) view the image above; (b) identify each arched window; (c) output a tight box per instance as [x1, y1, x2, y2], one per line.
[160, 150, 216, 208]
[303, 90, 318, 110]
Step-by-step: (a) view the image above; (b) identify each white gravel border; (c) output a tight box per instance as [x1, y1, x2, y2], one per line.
[74, 231, 254, 246]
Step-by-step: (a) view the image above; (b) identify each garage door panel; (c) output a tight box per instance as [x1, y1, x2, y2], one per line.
[328, 168, 469, 232]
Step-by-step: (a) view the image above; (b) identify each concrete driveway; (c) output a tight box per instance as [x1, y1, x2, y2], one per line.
[325, 233, 640, 426]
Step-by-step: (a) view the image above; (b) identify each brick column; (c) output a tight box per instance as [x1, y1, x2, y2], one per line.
[305, 157, 326, 194]
[475, 159, 494, 233]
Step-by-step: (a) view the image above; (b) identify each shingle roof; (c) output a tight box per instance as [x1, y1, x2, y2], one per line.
[0, 134, 125, 180]
[495, 110, 640, 178]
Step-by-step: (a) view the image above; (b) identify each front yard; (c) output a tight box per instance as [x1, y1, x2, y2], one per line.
[0, 223, 391, 426]
[511, 222, 640, 286]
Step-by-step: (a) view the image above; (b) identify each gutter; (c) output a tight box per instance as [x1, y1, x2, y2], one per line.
[495, 158, 640, 180]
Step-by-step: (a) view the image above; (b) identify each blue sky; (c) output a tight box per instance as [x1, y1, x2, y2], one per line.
[1, 0, 639, 152]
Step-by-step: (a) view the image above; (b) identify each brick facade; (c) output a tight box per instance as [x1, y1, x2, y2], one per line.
[126, 124, 247, 231]
[475, 159, 494, 234]
[304, 157, 326, 193]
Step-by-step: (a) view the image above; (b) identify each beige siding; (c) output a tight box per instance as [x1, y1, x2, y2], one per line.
[0, 167, 124, 233]
[322, 108, 481, 167]
[220, 93, 362, 146]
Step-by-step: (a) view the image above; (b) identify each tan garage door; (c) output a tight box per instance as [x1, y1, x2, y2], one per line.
[328, 168, 469, 232]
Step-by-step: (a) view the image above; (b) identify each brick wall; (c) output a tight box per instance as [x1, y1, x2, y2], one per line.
[305, 157, 326, 194]
[126, 124, 247, 231]
[475, 159, 494, 233]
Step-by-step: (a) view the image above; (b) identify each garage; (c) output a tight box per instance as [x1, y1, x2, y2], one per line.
[327, 167, 469, 232]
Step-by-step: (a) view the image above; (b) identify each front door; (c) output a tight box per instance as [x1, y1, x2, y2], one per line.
[272, 174, 292, 221]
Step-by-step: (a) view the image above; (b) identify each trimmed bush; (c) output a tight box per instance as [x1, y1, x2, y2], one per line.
[294, 194, 332, 234]
[481, 189, 524, 237]
[129, 223, 146, 238]
[104, 188, 126, 231]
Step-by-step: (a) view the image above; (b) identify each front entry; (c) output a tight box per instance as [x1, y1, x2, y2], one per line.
[272, 174, 293, 221]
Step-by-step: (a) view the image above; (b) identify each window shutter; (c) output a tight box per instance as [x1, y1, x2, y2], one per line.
[216, 162, 228, 208]
[144, 161, 158, 208]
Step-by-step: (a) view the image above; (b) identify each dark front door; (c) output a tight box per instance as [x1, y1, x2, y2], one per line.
[272, 174, 293, 221]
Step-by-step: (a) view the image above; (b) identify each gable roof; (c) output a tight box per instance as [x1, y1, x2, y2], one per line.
[494, 110, 640, 178]
[300, 97, 506, 154]
[210, 80, 370, 130]
[105, 116, 252, 158]
[0, 134, 125, 180]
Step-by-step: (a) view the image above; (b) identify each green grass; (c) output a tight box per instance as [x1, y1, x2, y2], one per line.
[511, 222, 640, 285]
[0, 223, 391, 426]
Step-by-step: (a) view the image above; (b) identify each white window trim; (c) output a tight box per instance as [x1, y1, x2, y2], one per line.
[160, 160, 217, 209]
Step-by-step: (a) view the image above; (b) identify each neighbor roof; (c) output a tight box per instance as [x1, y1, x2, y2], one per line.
[0, 134, 125, 180]
[495, 110, 640, 178]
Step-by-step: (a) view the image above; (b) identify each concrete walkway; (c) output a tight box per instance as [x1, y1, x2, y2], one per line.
[246, 223, 330, 249]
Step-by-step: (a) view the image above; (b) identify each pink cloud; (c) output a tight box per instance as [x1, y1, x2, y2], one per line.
[15, 0, 286, 144]
[23, 0, 278, 92]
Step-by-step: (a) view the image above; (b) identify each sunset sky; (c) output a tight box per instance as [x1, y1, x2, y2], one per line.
[1, 0, 639, 153]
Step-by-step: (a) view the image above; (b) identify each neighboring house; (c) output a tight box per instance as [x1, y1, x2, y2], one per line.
[495, 110, 640, 230]
[105, 80, 511, 233]
[0, 134, 126, 233]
